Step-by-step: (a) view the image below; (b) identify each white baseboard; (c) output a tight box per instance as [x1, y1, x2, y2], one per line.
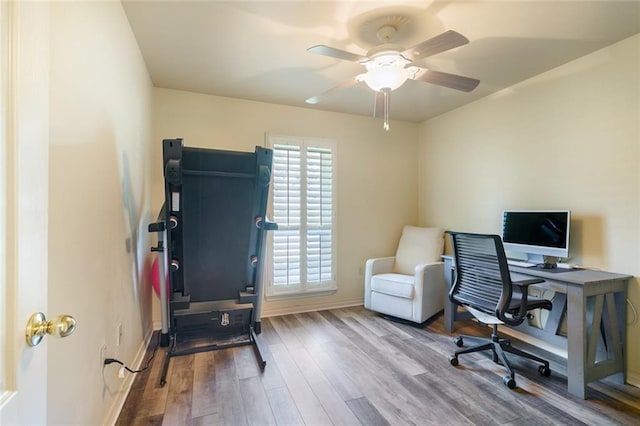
[150, 298, 364, 327]
[627, 371, 640, 388]
[103, 328, 154, 426]
[261, 298, 363, 318]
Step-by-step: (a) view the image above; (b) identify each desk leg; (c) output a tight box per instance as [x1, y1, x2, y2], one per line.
[609, 290, 627, 385]
[443, 260, 455, 333]
[566, 285, 587, 399]
[444, 300, 456, 333]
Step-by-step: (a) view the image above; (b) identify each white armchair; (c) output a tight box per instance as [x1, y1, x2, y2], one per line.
[364, 226, 445, 324]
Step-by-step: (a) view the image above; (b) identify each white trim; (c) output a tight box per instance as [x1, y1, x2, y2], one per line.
[261, 299, 363, 318]
[627, 371, 640, 389]
[0, 0, 11, 401]
[265, 288, 337, 301]
[103, 328, 154, 426]
[1, 2, 50, 422]
[265, 133, 338, 297]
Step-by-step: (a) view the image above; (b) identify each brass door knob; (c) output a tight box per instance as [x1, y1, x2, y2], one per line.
[25, 312, 77, 347]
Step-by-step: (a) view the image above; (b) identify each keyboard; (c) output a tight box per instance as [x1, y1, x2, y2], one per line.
[507, 259, 536, 268]
[556, 262, 578, 269]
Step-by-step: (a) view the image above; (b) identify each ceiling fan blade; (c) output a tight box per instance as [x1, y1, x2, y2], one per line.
[305, 77, 361, 104]
[307, 45, 368, 62]
[402, 30, 469, 60]
[412, 68, 480, 92]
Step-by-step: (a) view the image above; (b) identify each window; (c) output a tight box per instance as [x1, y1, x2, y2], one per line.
[266, 134, 337, 297]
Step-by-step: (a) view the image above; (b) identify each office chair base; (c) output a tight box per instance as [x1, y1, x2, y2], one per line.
[450, 332, 551, 389]
[538, 365, 551, 377]
[503, 375, 516, 389]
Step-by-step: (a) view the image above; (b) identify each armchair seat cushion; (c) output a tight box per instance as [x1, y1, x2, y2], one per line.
[370, 273, 415, 299]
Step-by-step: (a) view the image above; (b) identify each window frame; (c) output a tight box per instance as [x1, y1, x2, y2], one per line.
[265, 133, 337, 298]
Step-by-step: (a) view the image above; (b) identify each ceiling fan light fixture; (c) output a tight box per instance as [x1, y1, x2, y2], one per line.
[359, 54, 410, 92]
[305, 28, 479, 132]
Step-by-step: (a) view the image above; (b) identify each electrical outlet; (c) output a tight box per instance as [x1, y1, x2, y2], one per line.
[117, 324, 123, 346]
[100, 344, 107, 368]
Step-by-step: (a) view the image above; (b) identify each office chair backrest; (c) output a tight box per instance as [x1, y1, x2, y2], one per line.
[448, 232, 512, 320]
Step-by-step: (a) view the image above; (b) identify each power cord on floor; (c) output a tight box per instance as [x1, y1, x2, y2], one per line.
[104, 332, 161, 374]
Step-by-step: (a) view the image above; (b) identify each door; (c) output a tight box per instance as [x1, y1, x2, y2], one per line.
[0, 1, 50, 424]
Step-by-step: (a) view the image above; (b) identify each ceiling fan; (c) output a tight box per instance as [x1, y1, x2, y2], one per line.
[305, 25, 480, 130]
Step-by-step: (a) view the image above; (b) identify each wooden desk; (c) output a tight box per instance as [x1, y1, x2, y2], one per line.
[442, 255, 632, 399]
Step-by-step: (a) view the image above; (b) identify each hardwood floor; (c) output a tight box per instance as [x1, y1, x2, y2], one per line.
[116, 307, 640, 425]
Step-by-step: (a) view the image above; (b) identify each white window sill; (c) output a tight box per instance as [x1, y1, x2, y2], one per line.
[265, 287, 337, 301]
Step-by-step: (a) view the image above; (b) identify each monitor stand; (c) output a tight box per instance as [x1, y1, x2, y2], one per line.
[528, 255, 564, 270]
[526, 253, 546, 265]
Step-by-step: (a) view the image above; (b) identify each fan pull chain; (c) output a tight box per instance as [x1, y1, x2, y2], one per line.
[383, 89, 390, 131]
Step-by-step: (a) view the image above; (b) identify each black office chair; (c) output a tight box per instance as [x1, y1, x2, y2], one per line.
[447, 231, 553, 389]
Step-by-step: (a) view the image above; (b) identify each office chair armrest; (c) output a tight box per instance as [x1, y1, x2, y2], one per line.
[506, 277, 545, 325]
[512, 277, 545, 289]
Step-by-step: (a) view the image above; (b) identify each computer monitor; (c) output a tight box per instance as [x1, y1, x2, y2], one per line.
[501, 210, 570, 264]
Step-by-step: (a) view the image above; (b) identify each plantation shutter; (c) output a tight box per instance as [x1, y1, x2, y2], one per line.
[271, 144, 301, 286]
[306, 146, 333, 284]
[267, 135, 336, 295]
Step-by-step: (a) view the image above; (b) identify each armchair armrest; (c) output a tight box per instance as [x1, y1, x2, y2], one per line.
[412, 261, 445, 323]
[364, 257, 395, 308]
[414, 261, 443, 276]
[366, 256, 395, 276]
[413, 261, 445, 289]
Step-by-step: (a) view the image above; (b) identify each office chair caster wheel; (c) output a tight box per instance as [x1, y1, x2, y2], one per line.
[449, 355, 459, 366]
[454, 336, 464, 347]
[503, 376, 516, 389]
[538, 365, 551, 377]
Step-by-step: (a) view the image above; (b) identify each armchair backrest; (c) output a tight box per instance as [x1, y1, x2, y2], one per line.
[393, 226, 444, 275]
[447, 231, 513, 321]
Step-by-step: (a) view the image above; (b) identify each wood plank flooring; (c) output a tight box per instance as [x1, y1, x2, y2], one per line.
[116, 307, 640, 425]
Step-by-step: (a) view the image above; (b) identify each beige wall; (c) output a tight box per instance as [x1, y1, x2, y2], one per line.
[34, 3, 639, 422]
[152, 88, 419, 317]
[418, 35, 640, 382]
[48, 2, 153, 424]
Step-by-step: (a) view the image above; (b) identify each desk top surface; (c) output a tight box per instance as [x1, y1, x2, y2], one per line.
[509, 264, 632, 285]
[441, 255, 633, 285]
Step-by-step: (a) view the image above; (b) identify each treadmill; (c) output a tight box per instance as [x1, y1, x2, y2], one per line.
[148, 138, 276, 386]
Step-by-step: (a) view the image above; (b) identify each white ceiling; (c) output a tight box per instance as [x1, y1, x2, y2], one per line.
[122, 1, 640, 123]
